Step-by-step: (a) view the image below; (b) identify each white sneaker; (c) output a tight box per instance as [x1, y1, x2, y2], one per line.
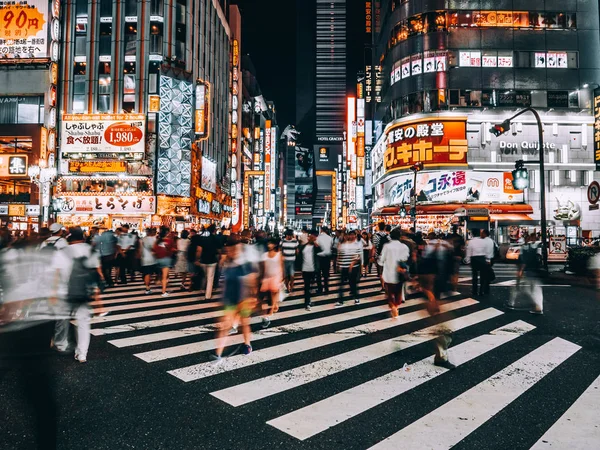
[74, 353, 87, 363]
[145, 289, 153, 295]
[161, 292, 170, 297]
[228, 326, 238, 335]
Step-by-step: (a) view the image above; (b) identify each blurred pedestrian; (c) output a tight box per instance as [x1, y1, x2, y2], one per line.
[372, 222, 390, 291]
[95, 228, 118, 287]
[361, 231, 373, 276]
[50, 227, 102, 363]
[139, 228, 158, 294]
[116, 224, 137, 284]
[212, 235, 257, 362]
[175, 229, 191, 290]
[198, 224, 222, 300]
[40, 223, 68, 251]
[259, 238, 283, 328]
[153, 226, 175, 297]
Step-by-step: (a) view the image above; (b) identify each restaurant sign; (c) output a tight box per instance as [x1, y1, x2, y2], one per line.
[384, 117, 468, 173]
[55, 195, 156, 214]
[68, 160, 127, 173]
[594, 88, 600, 170]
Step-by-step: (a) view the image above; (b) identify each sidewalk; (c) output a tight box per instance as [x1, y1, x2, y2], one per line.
[545, 270, 596, 289]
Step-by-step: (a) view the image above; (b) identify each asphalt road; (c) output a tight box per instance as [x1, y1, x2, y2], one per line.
[1, 264, 598, 450]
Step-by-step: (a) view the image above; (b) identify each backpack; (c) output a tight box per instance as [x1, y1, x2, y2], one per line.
[378, 234, 391, 257]
[67, 255, 95, 302]
[41, 236, 61, 252]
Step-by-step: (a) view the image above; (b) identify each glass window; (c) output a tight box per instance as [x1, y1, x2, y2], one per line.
[100, 0, 112, 17]
[99, 23, 112, 55]
[97, 95, 110, 113]
[123, 62, 136, 112]
[0, 97, 18, 123]
[75, 0, 88, 17]
[151, 0, 163, 16]
[125, 24, 137, 57]
[150, 23, 163, 54]
[125, 0, 137, 17]
[482, 90, 496, 107]
[75, 35, 86, 56]
[531, 90, 548, 108]
[548, 91, 569, 108]
[73, 95, 86, 113]
[515, 91, 532, 107]
[17, 97, 40, 123]
[98, 63, 111, 95]
[568, 91, 579, 108]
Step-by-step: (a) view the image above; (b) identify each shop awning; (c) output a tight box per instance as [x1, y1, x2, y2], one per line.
[372, 203, 534, 217]
[490, 213, 533, 224]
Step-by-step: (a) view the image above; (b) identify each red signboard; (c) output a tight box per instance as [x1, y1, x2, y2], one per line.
[383, 117, 468, 173]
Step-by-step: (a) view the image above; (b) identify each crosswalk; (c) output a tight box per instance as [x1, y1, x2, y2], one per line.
[86, 271, 598, 449]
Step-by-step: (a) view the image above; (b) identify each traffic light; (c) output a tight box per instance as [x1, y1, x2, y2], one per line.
[400, 204, 406, 218]
[512, 160, 529, 190]
[490, 119, 511, 137]
[410, 162, 424, 172]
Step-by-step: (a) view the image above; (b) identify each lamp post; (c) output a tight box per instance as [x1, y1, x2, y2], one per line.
[490, 107, 548, 273]
[409, 162, 424, 232]
[28, 165, 57, 228]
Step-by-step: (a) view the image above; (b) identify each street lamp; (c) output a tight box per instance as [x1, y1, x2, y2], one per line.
[490, 107, 548, 273]
[409, 162, 424, 231]
[28, 165, 57, 227]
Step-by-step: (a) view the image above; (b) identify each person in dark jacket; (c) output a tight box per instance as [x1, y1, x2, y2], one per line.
[297, 230, 320, 311]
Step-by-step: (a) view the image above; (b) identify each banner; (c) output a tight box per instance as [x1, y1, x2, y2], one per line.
[383, 117, 468, 173]
[381, 170, 524, 206]
[0, 0, 48, 60]
[201, 157, 216, 193]
[68, 160, 127, 173]
[55, 195, 156, 214]
[61, 114, 146, 154]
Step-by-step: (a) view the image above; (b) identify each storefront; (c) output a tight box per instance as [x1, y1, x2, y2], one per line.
[0, 204, 40, 233]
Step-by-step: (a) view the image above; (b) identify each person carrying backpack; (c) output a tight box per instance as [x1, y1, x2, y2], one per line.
[40, 223, 68, 251]
[50, 227, 102, 363]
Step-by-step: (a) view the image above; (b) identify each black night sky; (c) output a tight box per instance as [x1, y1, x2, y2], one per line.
[233, 0, 365, 134]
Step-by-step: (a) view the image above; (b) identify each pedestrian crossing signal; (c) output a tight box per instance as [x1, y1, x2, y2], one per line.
[512, 160, 529, 190]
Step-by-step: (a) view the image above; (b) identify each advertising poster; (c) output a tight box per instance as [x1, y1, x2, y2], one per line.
[381, 170, 525, 206]
[201, 156, 217, 193]
[61, 114, 146, 154]
[0, 0, 48, 59]
[56, 195, 156, 214]
[295, 147, 313, 178]
[295, 184, 313, 209]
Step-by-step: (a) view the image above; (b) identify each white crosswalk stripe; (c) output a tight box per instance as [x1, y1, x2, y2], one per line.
[266, 320, 536, 440]
[86, 270, 597, 448]
[530, 374, 600, 449]
[368, 338, 580, 450]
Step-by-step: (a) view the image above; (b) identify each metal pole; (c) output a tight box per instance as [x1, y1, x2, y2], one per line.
[412, 170, 417, 231]
[529, 108, 549, 274]
[496, 107, 548, 273]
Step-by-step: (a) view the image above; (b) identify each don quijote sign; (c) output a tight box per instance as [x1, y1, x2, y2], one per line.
[498, 140, 556, 154]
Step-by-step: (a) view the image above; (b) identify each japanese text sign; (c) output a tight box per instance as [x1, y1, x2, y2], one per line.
[0, 0, 48, 59]
[594, 88, 600, 170]
[384, 118, 467, 173]
[56, 195, 156, 214]
[61, 114, 146, 155]
[68, 160, 127, 173]
[0, 154, 28, 176]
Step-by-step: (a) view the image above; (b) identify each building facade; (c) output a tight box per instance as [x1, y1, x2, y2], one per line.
[54, 0, 231, 232]
[370, 0, 600, 244]
[0, 0, 61, 232]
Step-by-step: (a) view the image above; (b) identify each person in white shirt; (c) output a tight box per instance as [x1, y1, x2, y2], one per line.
[116, 225, 137, 284]
[316, 227, 333, 293]
[380, 228, 410, 318]
[300, 230, 319, 311]
[139, 228, 158, 294]
[298, 227, 309, 246]
[50, 227, 102, 363]
[465, 228, 495, 296]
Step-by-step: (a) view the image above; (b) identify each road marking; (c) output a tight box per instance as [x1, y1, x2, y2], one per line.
[530, 374, 600, 449]
[108, 290, 385, 348]
[90, 285, 383, 336]
[267, 320, 535, 440]
[210, 301, 492, 407]
[167, 299, 477, 382]
[88, 301, 224, 325]
[368, 337, 581, 450]
[134, 297, 437, 363]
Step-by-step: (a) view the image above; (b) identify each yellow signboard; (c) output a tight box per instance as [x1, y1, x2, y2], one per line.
[8, 204, 25, 217]
[68, 160, 127, 173]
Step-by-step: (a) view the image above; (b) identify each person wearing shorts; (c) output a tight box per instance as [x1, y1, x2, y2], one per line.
[259, 238, 283, 328]
[213, 235, 256, 362]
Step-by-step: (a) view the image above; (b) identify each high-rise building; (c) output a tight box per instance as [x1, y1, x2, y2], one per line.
[54, 0, 232, 231]
[371, 0, 600, 242]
